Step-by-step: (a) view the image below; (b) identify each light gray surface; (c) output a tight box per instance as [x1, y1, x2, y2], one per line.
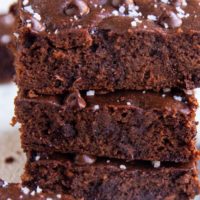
[0, 0, 17, 14]
[0, 83, 26, 183]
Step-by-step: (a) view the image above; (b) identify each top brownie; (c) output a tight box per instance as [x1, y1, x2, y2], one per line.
[16, 0, 200, 93]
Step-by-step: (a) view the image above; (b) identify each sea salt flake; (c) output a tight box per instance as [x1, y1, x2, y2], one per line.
[56, 194, 62, 199]
[13, 32, 19, 38]
[30, 191, 35, 196]
[33, 13, 41, 21]
[163, 88, 171, 93]
[2, 181, 8, 188]
[173, 96, 182, 102]
[86, 90, 95, 96]
[131, 21, 137, 27]
[21, 187, 30, 195]
[35, 155, 40, 161]
[82, 155, 96, 164]
[119, 6, 126, 14]
[36, 186, 42, 193]
[120, 165, 127, 170]
[182, 0, 188, 6]
[152, 161, 161, 168]
[112, 10, 119, 16]
[93, 105, 100, 111]
[161, 0, 169, 4]
[127, 102, 131, 106]
[163, 23, 169, 29]
[24, 5, 34, 14]
[147, 15, 157, 21]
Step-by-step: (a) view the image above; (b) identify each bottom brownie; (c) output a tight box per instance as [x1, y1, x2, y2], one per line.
[0, 179, 72, 200]
[22, 152, 200, 200]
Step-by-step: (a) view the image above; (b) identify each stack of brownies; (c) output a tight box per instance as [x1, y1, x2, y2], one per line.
[14, 0, 200, 199]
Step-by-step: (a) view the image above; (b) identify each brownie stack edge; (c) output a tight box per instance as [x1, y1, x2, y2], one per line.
[14, 0, 200, 200]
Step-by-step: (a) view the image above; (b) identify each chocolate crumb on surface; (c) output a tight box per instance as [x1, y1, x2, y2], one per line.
[5, 156, 15, 164]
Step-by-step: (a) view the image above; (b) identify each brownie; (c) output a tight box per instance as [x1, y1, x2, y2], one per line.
[15, 0, 200, 94]
[22, 152, 200, 200]
[15, 90, 198, 162]
[0, 8, 16, 83]
[0, 179, 72, 200]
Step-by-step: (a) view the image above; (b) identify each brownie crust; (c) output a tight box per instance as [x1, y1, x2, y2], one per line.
[15, 90, 198, 162]
[22, 152, 200, 200]
[15, 0, 200, 94]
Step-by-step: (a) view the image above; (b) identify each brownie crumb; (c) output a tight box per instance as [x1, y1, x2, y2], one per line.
[5, 156, 15, 164]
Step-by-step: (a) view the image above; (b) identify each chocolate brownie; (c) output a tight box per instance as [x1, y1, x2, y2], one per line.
[0, 179, 72, 200]
[15, 90, 199, 162]
[0, 8, 16, 83]
[22, 152, 200, 200]
[15, 0, 200, 94]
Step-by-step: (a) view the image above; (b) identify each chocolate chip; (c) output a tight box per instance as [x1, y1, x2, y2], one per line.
[64, 4, 78, 16]
[64, 0, 90, 16]
[66, 91, 86, 110]
[75, 154, 96, 165]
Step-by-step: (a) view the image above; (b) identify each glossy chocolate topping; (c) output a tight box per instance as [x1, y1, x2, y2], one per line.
[19, 0, 200, 33]
[22, 90, 196, 114]
[31, 152, 197, 170]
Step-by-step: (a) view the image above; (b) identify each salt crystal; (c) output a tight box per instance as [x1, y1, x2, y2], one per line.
[21, 187, 30, 195]
[120, 165, 127, 170]
[36, 186, 42, 193]
[147, 15, 157, 21]
[86, 90, 95, 96]
[152, 161, 161, 168]
[173, 96, 182, 102]
[93, 105, 100, 111]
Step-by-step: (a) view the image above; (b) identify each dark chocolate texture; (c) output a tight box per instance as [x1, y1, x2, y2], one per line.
[15, 90, 199, 162]
[15, 0, 200, 93]
[22, 151, 200, 200]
